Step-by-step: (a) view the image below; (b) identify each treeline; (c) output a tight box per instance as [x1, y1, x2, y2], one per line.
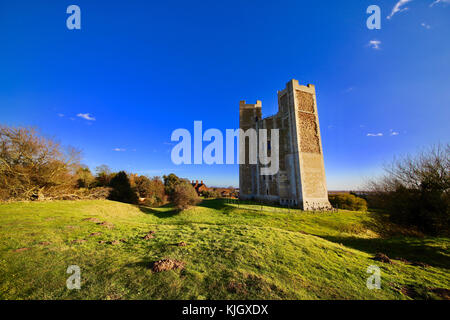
[0, 125, 199, 210]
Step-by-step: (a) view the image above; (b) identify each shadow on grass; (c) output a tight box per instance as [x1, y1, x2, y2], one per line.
[360, 211, 424, 238]
[198, 199, 229, 210]
[321, 235, 450, 270]
[198, 199, 243, 215]
[137, 205, 180, 218]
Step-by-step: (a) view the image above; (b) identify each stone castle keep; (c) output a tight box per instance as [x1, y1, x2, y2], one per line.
[239, 79, 332, 211]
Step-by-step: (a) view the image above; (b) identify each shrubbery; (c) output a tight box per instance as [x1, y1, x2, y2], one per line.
[0, 126, 80, 201]
[367, 144, 449, 235]
[0, 126, 201, 209]
[203, 189, 220, 198]
[172, 182, 200, 210]
[133, 175, 166, 206]
[329, 193, 367, 211]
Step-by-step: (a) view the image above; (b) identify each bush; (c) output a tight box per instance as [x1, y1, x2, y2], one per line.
[329, 193, 368, 211]
[75, 187, 112, 200]
[203, 190, 220, 198]
[108, 171, 138, 204]
[172, 182, 200, 210]
[367, 144, 449, 235]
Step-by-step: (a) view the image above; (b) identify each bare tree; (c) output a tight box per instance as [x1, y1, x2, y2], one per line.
[366, 143, 449, 234]
[0, 125, 81, 200]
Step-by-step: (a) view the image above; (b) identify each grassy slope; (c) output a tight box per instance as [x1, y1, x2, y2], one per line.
[0, 199, 448, 300]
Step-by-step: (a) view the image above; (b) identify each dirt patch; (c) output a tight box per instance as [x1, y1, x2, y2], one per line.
[178, 241, 187, 247]
[120, 239, 127, 243]
[373, 253, 393, 264]
[108, 240, 121, 245]
[71, 239, 87, 244]
[143, 231, 155, 240]
[38, 241, 52, 246]
[98, 222, 114, 229]
[400, 285, 420, 299]
[66, 225, 77, 229]
[429, 288, 450, 300]
[83, 218, 102, 223]
[89, 232, 102, 237]
[13, 247, 30, 252]
[98, 240, 106, 244]
[152, 259, 185, 272]
[395, 257, 430, 268]
[227, 281, 247, 295]
[395, 284, 448, 300]
[411, 261, 430, 268]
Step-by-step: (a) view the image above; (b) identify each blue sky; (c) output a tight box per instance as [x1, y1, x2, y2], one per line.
[0, 0, 449, 189]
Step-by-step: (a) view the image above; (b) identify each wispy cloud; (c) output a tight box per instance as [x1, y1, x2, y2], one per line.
[343, 87, 354, 93]
[390, 129, 400, 136]
[77, 113, 96, 121]
[387, 0, 412, 20]
[112, 148, 126, 152]
[430, 0, 450, 7]
[368, 40, 381, 50]
[57, 113, 64, 117]
[367, 133, 383, 137]
[421, 22, 431, 29]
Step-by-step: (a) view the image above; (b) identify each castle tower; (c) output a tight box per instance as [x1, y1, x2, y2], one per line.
[239, 100, 262, 197]
[239, 80, 331, 211]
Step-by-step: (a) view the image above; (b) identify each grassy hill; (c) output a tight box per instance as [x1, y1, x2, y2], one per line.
[0, 199, 448, 300]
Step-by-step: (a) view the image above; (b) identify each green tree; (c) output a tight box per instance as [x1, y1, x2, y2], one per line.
[135, 175, 166, 206]
[108, 171, 138, 204]
[163, 173, 182, 201]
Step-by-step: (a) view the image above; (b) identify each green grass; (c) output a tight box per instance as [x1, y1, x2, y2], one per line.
[0, 199, 448, 300]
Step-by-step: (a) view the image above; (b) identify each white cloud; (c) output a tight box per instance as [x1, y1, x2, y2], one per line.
[387, 0, 412, 20]
[113, 148, 126, 152]
[430, 0, 450, 7]
[421, 22, 431, 29]
[57, 113, 64, 117]
[390, 129, 400, 136]
[368, 40, 381, 50]
[77, 113, 96, 121]
[367, 133, 383, 137]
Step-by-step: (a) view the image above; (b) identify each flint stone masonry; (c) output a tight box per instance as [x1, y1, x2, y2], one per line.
[239, 79, 332, 211]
